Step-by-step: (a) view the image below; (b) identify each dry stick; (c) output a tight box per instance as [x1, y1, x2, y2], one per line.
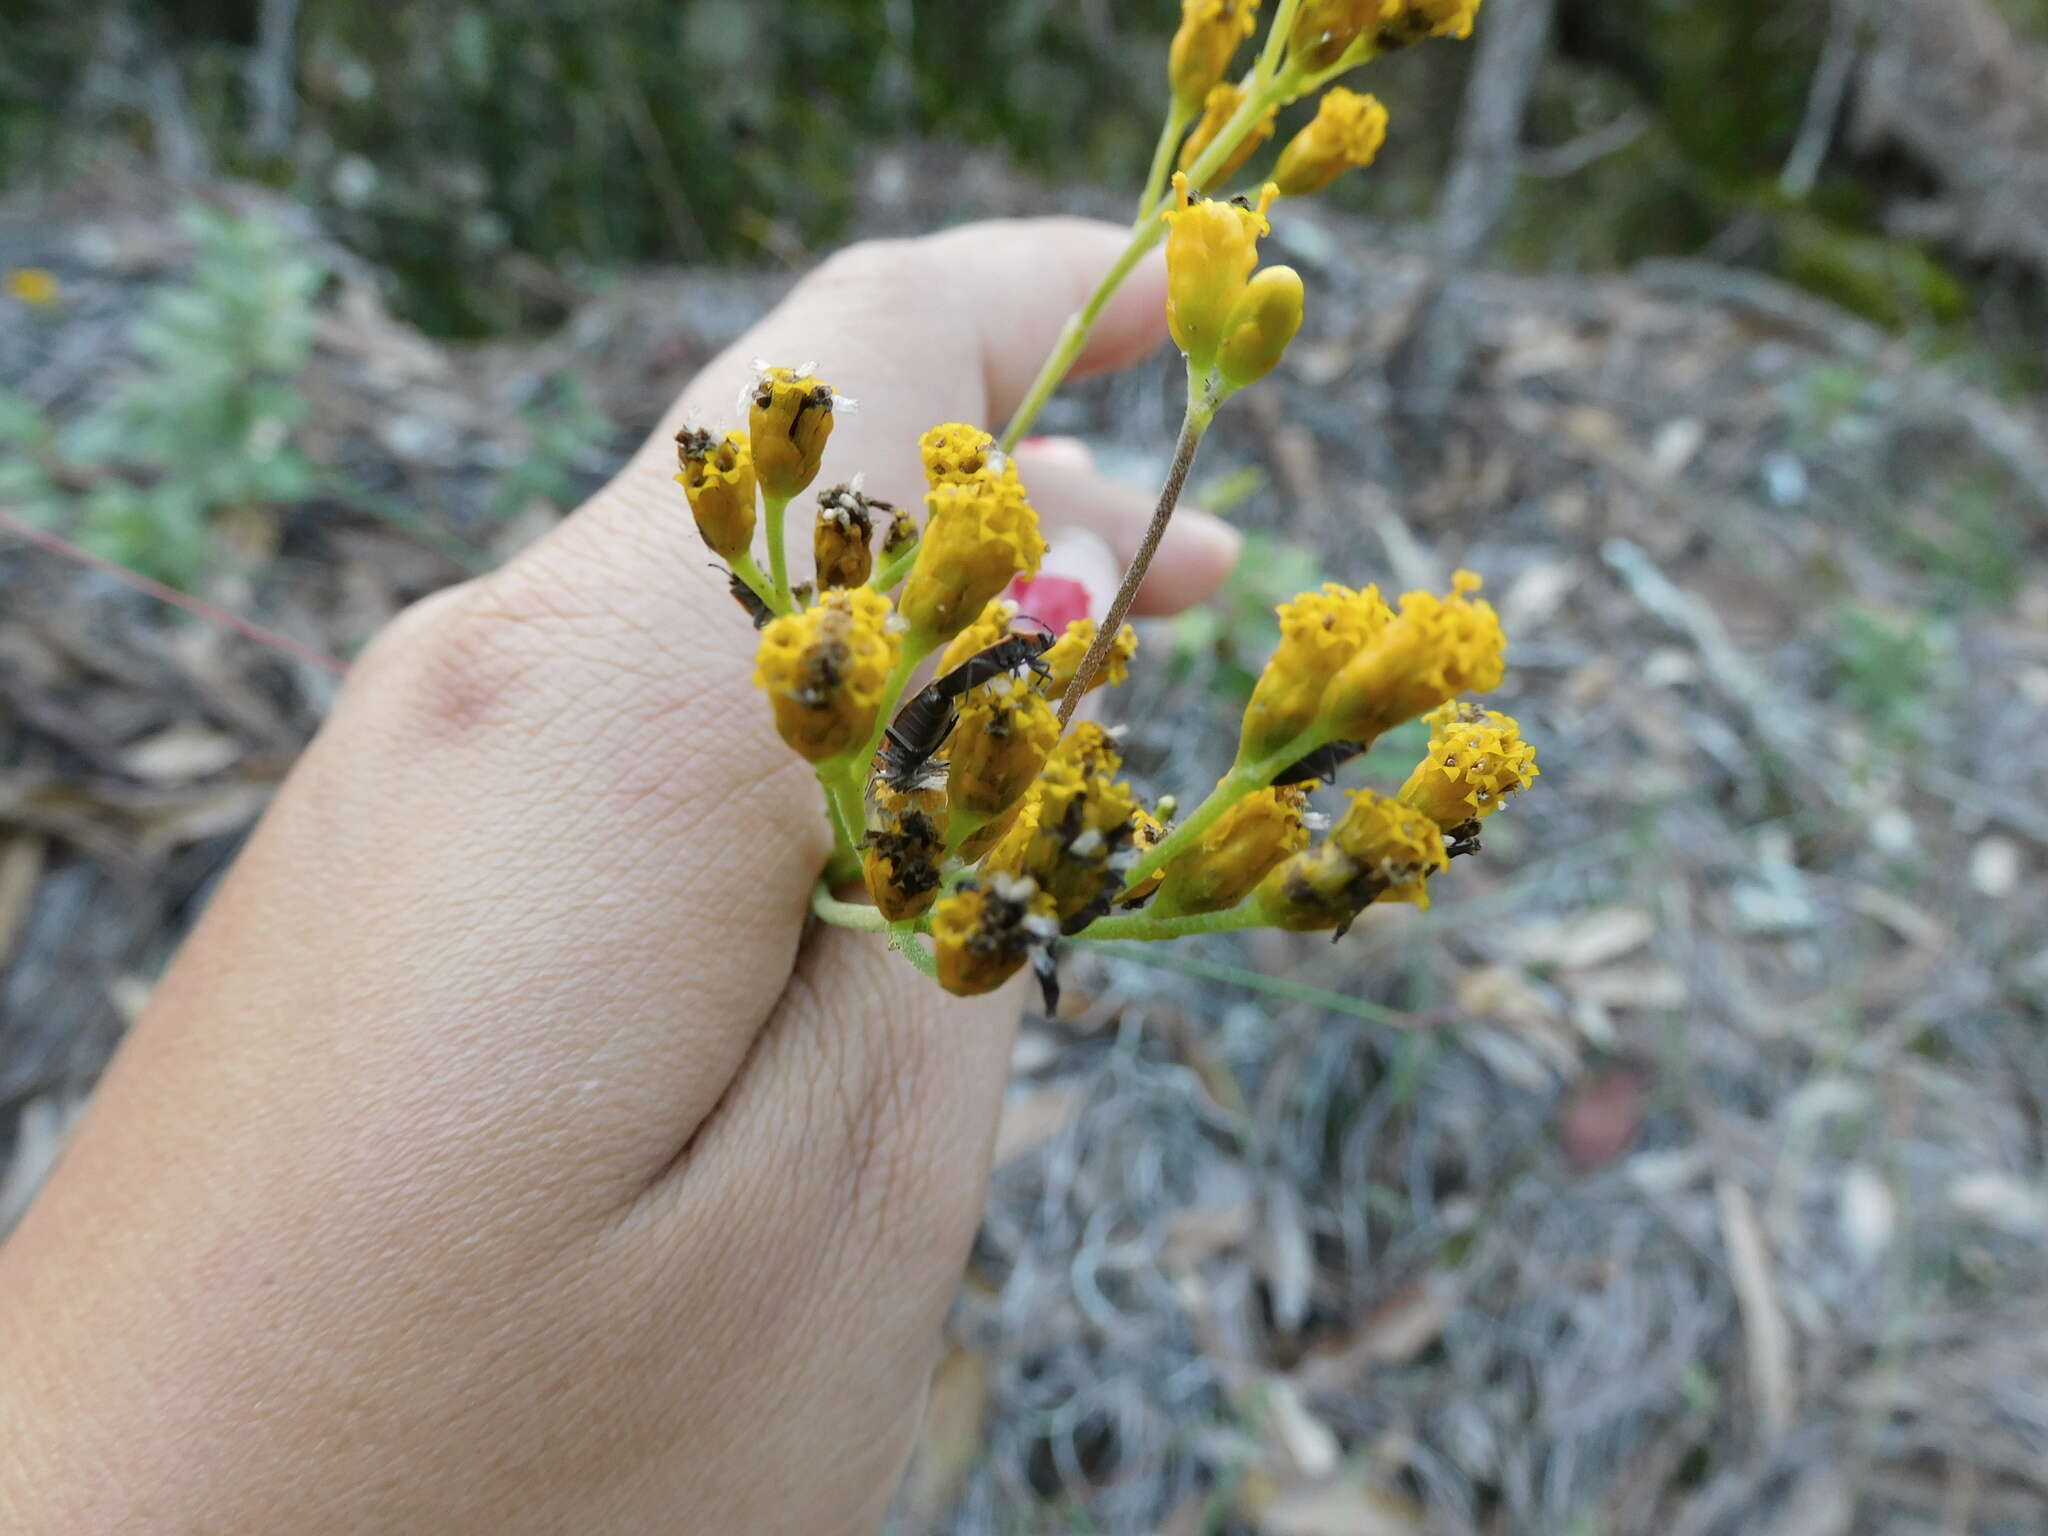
[1055, 412, 1205, 726]
[0, 509, 349, 677]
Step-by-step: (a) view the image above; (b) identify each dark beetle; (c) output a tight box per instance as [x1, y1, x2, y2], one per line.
[714, 564, 776, 629]
[874, 629, 1055, 791]
[1270, 739, 1366, 787]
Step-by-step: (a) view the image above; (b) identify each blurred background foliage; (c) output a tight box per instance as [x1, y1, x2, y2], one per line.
[3, 0, 2043, 358]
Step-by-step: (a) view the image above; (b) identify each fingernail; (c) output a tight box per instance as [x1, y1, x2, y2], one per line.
[1010, 526, 1118, 626]
[1016, 434, 1096, 472]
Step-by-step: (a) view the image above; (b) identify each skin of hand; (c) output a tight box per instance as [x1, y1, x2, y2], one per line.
[0, 220, 1237, 1533]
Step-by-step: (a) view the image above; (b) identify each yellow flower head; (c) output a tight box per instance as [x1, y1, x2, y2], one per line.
[938, 597, 1021, 677]
[1287, 0, 1395, 71]
[862, 780, 951, 922]
[813, 482, 877, 589]
[748, 365, 840, 501]
[1179, 83, 1278, 183]
[1123, 805, 1171, 905]
[675, 426, 757, 561]
[949, 676, 1061, 820]
[1042, 619, 1137, 699]
[1399, 702, 1538, 827]
[1256, 787, 1445, 930]
[1274, 88, 1390, 197]
[1154, 783, 1311, 916]
[1321, 570, 1506, 743]
[1217, 264, 1306, 392]
[919, 422, 1009, 487]
[1050, 720, 1125, 780]
[1163, 173, 1280, 375]
[1239, 583, 1393, 763]
[5, 267, 61, 309]
[753, 587, 901, 762]
[932, 874, 1061, 997]
[899, 476, 1046, 642]
[1381, 0, 1482, 47]
[984, 758, 1141, 931]
[1169, 0, 1262, 113]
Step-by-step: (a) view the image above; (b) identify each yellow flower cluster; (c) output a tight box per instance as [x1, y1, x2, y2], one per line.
[1169, 0, 1263, 113]
[1275, 88, 1389, 197]
[899, 435, 1045, 643]
[1399, 701, 1539, 828]
[675, 427, 756, 561]
[949, 677, 1061, 820]
[1238, 572, 1503, 766]
[1043, 619, 1137, 698]
[1163, 176, 1304, 393]
[932, 874, 1062, 996]
[753, 586, 901, 762]
[1256, 787, 1447, 931]
[985, 751, 1144, 933]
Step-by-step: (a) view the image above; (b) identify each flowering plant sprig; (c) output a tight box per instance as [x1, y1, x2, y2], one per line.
[679, 0, 1528, 998]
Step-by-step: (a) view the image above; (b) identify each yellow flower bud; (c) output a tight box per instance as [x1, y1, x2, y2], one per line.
[948, 677, 1060, 820]
[1162, 173, 1279, 375]
[1287, 0, 1394, 72]
[674, 427, 757, 561]
[1238, 583, 1392, 764]
[1255, 788, 1445, 931]
[1179, 83, 1277, 184]
[813, 482, 876, 589]
[862, 780, 950, 922]
[983, 758, 1141, 932]
[1216, 264, 1305, 392]
[1274, 88, 1390, 197]
[899, 476, 1046, 643]
[937, 597, 1021, 677]
[932, 875, 1061, 997]
[752, 587, 902, 763]
[919, 422, 1008, 487]
[1169, 0, 1262, 114]
[1399, 702, 1539, 827]
[1042, 619, 1137, 699]
[1380, 0, 1481, 49]
[748, 365, 838, 501]
[881, 504, 919, 560]
[1153, 784, 1311, 916]
[1320, 571, 1505, 743]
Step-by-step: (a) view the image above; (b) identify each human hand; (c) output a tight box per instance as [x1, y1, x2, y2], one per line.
[0, 219, 1238, 1533]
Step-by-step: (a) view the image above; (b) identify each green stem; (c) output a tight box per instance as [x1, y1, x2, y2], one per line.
[1137, 102, 1194, 222]
[819, 764, 867, 867]
[731, 548, 788, 615]
[1256, 0, 1305, 84]
[997, 74, 1291, 452]
[868, 541, 919, 594]
[889, 927, 939, 977]
[812, 883, 892, 932]
[764, 493, 793, 607]
[1078, 904, 1266, 942]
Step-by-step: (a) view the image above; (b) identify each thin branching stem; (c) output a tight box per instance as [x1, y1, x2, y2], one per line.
[763, 492, 793, 606]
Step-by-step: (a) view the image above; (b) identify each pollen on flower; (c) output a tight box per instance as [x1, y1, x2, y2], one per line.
[1042, 619, 1137, 699]
[983, 757, 1141, 932]
[1274, 88, 1390, 197]
[1320, 570, 1506, 743]
[1400, 702, 1539, 828]
[1238, 583, 1393, 763]
[1153, 783, 1311, 916]
[753, 586, 901, 762]
[933, 874, 1060, 996]
[1255, 787, 1445, 932]
[899, 475, 1047, 642]
[919, 422, 1012, 487]
[814, 482, 879, 588]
